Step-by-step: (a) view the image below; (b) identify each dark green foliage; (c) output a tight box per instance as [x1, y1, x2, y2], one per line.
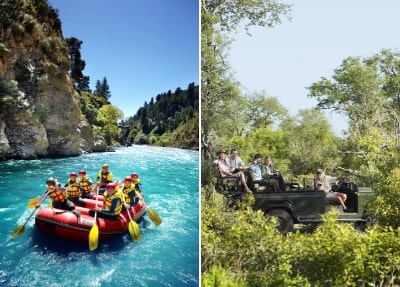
[94, 77, 111, 100]
[66, 37, 88, 91]
[0, 1, 20, 26]
[79, 91, 109, 126]
[121, 82, 199, 148]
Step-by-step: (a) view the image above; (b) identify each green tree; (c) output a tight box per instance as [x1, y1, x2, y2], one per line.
[280, 108, 339, 176]
[201, 0, 291, 163]
[245, 91, 288, 129]
[96, 104, 123, 144]
[94, 77, 111, 99]
[307, 49, 400, 174]
[65, 37, 88, 90]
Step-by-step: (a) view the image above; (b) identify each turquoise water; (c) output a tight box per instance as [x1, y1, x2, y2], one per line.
[0, 146, 199, 287]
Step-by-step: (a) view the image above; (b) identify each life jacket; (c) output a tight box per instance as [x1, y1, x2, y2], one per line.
[103, 190, 122, 215]
[48, 186, 67, 202]
[98, 171, 112, 187]
[132, 180, 142, 193]
[79, 177, 92, 192]
[122, 186, 136, 205]
[66, 179, 81, 197]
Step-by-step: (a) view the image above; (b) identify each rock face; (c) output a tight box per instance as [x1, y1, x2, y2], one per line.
[1, 78, 84, 159]
[0, 1, 97, 159]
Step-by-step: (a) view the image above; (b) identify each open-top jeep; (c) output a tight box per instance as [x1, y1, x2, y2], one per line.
[213, 163, 374, 233]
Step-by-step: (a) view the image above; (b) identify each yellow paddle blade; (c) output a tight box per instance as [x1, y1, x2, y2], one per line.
[128, 220, 141, 242]
[11, 225, 25, 238]
[88, 223, 99, 251]
[27, 197, 40, 208]
[148, 208, 162, 226]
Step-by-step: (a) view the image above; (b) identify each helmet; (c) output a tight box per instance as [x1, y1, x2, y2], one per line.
[124, 176, 132, 182]
[102, 164, 109, 168]
[46, 177, 56, 186]
[106, 183, 116, 190]
[70, 172, 77, 177]
[131, 173, 138, 178]
[79, 170, 86, 175]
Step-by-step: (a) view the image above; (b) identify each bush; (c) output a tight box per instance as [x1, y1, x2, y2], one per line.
[369, 168, 400, 227]
[202, 186, 400, 286]
[134, 132, 148, 145]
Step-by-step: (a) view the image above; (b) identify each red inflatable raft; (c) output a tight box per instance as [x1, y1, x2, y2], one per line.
[35, 197, 146, 242]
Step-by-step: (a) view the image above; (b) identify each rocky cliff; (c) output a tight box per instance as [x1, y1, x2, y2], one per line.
[0, 0, 96, 159]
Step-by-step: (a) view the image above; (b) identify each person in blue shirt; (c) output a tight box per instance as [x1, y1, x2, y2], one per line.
[249, 154, 263, 181]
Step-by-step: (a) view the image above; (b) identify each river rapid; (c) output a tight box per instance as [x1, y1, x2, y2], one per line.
[0, 146, 199, 287]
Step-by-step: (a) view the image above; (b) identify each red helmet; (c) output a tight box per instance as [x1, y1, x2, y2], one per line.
[79, 170, 86, 175]
[131, 173, 138, 178]
[70, 172, 77, 177]
[124, 176, 132, 182]
[106, 183, 116, 189]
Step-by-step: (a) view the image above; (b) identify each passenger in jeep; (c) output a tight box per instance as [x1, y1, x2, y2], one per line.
[228, 148, 248, 173]
[310, 169, 347, 210]
[261, 156, 285, 190]
[217, 149, 251, 193]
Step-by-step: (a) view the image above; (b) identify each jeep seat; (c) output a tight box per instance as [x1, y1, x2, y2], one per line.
[213, 161, 242, 193]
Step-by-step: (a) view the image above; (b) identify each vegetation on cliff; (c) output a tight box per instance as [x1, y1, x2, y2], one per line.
[0, 0, 198, 159]
[0, 0, 82, 159]
[120, 82, 199, 149]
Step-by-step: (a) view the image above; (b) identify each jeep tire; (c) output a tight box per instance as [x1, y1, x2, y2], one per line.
[267, 209, 294, 233]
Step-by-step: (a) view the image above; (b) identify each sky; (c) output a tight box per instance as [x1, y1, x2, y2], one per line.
[229, 0, 400, 135]
[49, 0, 199, 119]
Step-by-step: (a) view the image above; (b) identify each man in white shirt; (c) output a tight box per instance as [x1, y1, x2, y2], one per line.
[228, 148, 247, 173]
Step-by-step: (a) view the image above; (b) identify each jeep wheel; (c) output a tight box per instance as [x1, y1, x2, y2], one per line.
[267, 209, 294, 233]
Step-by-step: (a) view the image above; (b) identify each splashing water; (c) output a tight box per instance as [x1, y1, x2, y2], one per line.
[0, 146, 199, 287]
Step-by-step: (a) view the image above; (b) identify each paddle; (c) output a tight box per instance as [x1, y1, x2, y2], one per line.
[147, 207, 162, 226]
[27, 196, 40, 208]
[88, 184, 100, 251]
[12, 191, 50, 238]
[121, 185, 141, 242]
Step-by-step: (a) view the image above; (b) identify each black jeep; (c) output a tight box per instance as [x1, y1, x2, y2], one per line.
[213, 164, 374, 233]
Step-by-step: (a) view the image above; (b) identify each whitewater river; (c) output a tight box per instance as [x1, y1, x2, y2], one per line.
[0, 146, 199, 287]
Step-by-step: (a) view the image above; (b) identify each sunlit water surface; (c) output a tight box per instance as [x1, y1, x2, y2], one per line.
[0, 146, 199, 287]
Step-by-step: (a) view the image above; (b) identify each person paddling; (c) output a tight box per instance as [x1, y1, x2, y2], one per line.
[38, 177, 80, 216]
[90, 182, 122, 219]
[131, 172, 142, 194]
[65, 172, 86, 207]
[78, 170, 93, 199]
[121, 177, 141, 211]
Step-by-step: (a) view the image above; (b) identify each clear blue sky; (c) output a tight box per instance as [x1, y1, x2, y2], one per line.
[49, 0, 199, 119]
[229, 0, 400, 135]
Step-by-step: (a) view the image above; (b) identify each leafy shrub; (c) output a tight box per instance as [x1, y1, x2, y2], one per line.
[369, 168, 400, 227]
[134, 132, 148, 145]
[202, 187, 400, 286]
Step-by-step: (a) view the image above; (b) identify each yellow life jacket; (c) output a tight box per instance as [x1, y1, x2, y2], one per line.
[66, 179, 81, 197]
[48, 186, 67, 202]
[103, 190, 122, 215]
[122, 186, 136, 205]
[132, 178, 141, 184]
[98, 171, 113, 187]
[79, 177, 92, 192]
[132, 180, 141, 193]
